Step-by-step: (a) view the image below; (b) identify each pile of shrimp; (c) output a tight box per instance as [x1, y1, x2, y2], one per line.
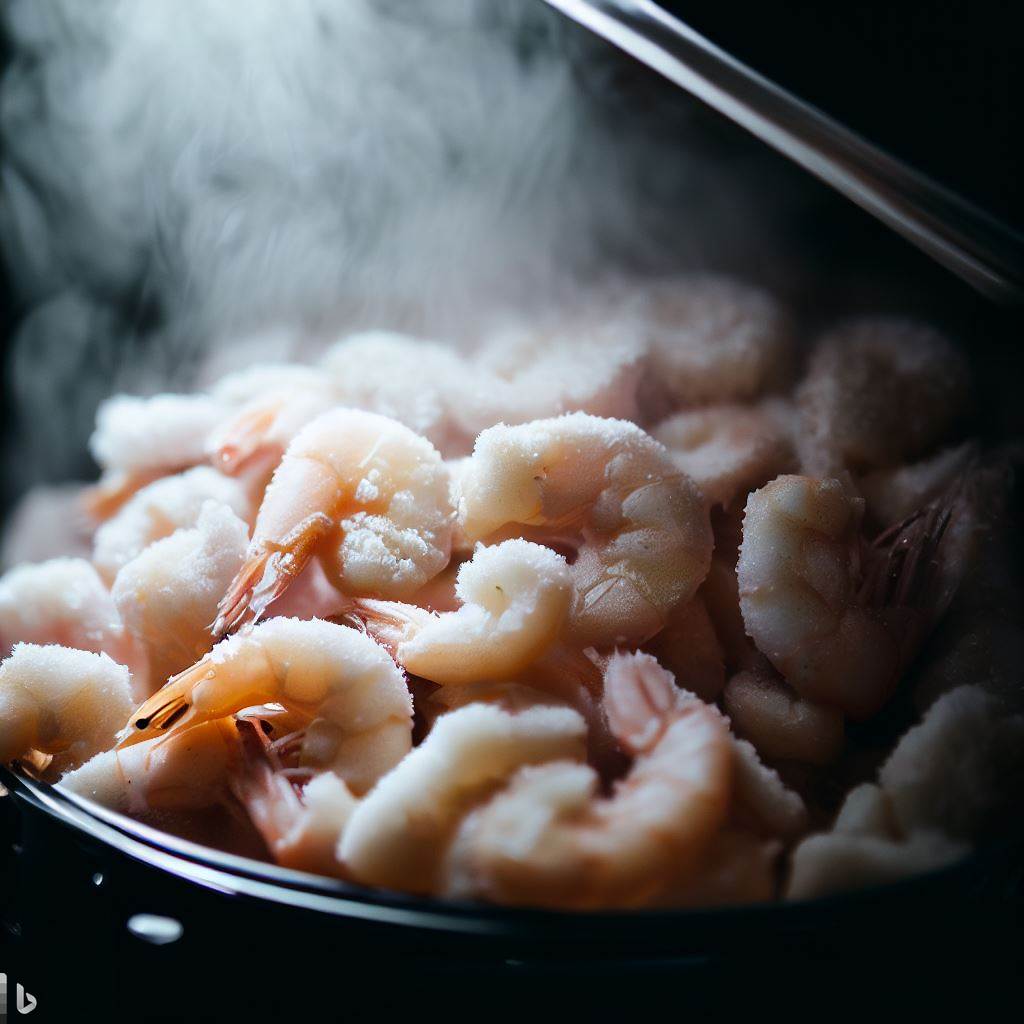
[1, 276, 1022, 910]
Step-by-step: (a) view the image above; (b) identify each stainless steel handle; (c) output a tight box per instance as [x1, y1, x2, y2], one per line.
[544, 0, 1024, 305]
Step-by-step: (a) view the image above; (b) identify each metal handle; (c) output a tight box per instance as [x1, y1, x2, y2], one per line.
[544, 0, 1024, 305]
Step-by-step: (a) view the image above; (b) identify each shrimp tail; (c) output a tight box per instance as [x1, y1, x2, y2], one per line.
[211, 403, 282, 476]
[213, 549, 274, 636]
[347, 598, 429, 656]
[603, 650, 680, 755]
[213, 512, 336, 637]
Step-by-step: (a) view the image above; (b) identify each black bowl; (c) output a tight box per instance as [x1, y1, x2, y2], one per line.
[2, 763, 1021, 1018]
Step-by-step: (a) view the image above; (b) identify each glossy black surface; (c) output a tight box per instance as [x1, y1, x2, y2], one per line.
[1, 764, 1022, 1018]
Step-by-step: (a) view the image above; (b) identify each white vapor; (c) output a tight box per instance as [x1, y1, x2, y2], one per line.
[0, 0, 787, 491]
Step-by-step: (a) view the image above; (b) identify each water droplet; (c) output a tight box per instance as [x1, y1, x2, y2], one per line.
[127, 913, 183, 945]
[92, 872, 104, 887]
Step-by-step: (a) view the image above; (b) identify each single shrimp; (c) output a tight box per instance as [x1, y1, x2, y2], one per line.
[92, 466, 251, 583]
[118, 618, 413, 796]
[442, 651, 732, 909]
[652, 401, 795, 508]
[85, 393, 227, 519]
[458, 413, 712, 647]
[321, 332, 480, 457]
[60, 717, 243, 815]
[467, 310, 645, 433]
[878, 685, 1024, 840]
[339, 702, 587, 893]
[0, 558, 142, 683]
[796, 316, 970, 476]
[737, 475, 958, 718]
[213, 408, 454, 635]
[111, 502, 249, 692]
[355, 539, 573, 686]
[637, 275, 795, 413]
[0, 643, 135, 778]
[722, 668, 846, 765]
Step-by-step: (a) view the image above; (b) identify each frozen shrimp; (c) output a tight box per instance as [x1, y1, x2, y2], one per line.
[638, 275, 795, 411]
[786, 826, 967, 901]
[652, 401, 794, 508]
[111, 502, 249, 691]
[737, 475, 956, 718]
[340, 702, 587, 893]
[60, 717, 242, 815]
[469, 311, 645, 431]
[728, 735, 809, 840]
[443, 651, 732, 908]
[878, 685, 1024, 840]
[92, 466, 251, 583]
[797, 317, 969, 475]
[0, 557, 140, 674]
[85, 393, 226, 518]
[321, 332, 479, 456]
[458, 413, 712, 647]
[356, 539, 573, 686]
[214, 408, 454, 635]
[0, 643, 135, 777]
[119, 618, 413, 795]
[723, 669, 845, 765]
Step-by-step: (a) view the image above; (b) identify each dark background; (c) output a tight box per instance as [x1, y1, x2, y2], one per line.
[1, 2, 1022, 1018]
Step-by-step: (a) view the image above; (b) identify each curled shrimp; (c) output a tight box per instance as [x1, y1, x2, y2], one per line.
[214, 408, 454, 635]
[443, 651, 732, 908]
[0, 558, 144, 691]
[0, 643, 135, 777]
[85, 393, 227, 518]
[796, 317, 969, 476]
[737, 475, 957, 719]
[118, 618, 413, 795]
[322, 332, 479, 456]
[111, 502, 249, 692]
[356, 539, 573, 686]
[723, 668, 845, 765]
[458, 413, 712, 647]
[61, 717, 243, 815]
[467, 309, 645, 432]
[92, 466, 251, 584]
[638, 275, 795, 412]
[339, 702, 587, 893]
[652, 401, 795, 509]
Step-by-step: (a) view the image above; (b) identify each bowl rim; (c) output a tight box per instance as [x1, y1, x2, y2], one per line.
[0, 761, 989, 944]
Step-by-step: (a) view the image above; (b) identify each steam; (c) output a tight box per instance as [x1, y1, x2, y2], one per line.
[0, 0, 786, 495]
